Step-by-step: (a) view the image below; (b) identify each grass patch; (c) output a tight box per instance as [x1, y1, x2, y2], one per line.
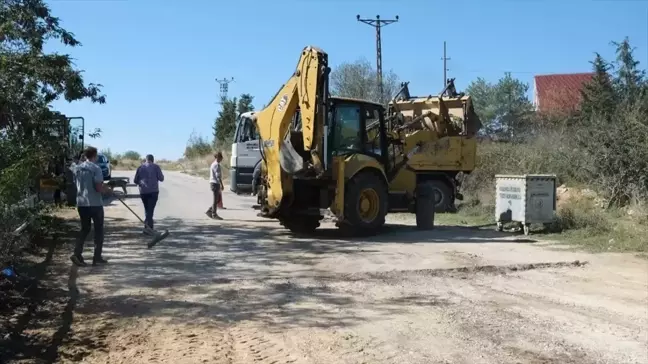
[439, 191, 648, 253]
[435, 203, 495, 227]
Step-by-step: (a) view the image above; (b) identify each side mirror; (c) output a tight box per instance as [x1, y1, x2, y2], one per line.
[79, 134, 84, 140]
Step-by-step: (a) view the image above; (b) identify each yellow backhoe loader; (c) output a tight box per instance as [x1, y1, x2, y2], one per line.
[254, 45, 481, 235]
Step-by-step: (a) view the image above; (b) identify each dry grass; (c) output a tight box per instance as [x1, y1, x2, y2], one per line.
[112, 150, 232, 181]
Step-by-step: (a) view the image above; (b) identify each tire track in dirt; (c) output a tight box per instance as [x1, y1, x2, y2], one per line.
[71, 318, 307, 364]
[229, 324, 303, 364]
[335, 260, 589, 282]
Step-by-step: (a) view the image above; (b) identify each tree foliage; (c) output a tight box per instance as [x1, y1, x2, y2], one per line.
[122, 150, 141, 160]
[237, 94, 254, 115]
[184, 131, 212, 159]
[580, 54, 617, 117]
[330, 57, 400, 105]
[0, 0, 105, 262]
[574, 37, 648, 206]
[465, 73, 534, 139]
[213, 93, 255, 148]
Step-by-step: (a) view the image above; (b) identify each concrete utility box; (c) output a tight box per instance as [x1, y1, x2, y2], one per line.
[495, 174, 557, 235]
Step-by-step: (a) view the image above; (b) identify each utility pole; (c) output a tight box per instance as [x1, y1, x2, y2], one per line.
[441, 41, 451, 87]
[356, 14, 399, 100]
[215, 77, 235, 104]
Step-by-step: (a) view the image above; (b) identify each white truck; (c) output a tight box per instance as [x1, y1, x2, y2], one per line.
[229, 111, 261, 194]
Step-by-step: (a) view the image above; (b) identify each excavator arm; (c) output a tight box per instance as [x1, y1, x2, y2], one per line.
[255, 46, 330, 214]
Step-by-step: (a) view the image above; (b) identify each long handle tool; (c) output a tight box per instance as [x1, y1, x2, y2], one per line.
[114, 195, 169, 248]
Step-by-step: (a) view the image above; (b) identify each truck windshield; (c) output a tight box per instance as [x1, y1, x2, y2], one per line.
[236, 116, 259, 143]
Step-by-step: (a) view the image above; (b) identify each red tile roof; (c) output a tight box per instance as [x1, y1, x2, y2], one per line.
[534, 73, 594, 114]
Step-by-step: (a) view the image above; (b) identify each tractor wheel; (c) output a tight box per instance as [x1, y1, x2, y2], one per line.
[425, 180, 454, 213]
[341, 171, 388, 235]
[280, 216, 321, 234]
[415, 181, 437, 230]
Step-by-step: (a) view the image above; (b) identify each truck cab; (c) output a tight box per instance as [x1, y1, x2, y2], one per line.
[230, 111, 261, 194]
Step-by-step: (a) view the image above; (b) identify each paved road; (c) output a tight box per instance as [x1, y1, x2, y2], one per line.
[64, 170, 648, 364]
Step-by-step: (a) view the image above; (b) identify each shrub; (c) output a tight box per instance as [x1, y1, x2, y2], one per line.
[122, 150, 141, 160]
[184, 132, 213, 159]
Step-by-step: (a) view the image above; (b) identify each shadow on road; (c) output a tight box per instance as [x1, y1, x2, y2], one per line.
[102, 191, 140, 207]
[66, 216, 535, 332]
[0, 217, 107, 364]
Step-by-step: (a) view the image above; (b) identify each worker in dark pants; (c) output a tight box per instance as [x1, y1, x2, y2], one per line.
[252, 161, 262, 196]
[134, 154, 165, 233]
[69, 146, 113, 267]
[251, 161, 270, 217]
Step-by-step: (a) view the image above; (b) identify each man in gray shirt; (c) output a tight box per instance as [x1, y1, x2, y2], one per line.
[70, 146, 112, 267]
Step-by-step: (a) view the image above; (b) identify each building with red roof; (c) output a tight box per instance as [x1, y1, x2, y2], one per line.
[533, 73, 594, 115]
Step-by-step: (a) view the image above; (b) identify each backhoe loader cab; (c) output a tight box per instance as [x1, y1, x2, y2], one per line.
[326, 97, 388, 169]
[260, 95, 393, 234]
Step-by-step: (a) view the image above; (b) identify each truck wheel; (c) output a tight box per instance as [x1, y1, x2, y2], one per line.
[415, 181, 436, 230]
[280, 216, 321, 234]
[342, 171, 388, 235]
[425, 180, 453, 213]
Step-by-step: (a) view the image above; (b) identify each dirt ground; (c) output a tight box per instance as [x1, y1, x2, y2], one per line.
[2, 171, 647, 364]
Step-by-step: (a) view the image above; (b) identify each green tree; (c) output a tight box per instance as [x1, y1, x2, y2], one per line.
[612, 37, 646, 104]
[122, 150, 141, 160]
[237, 94, 255, 115]
[213, 96, 238, 147]
[575, 38, 648, 206]
[0, 0, 105, 260]
[0, 0, 105, 201]
[330, 57, 400, 105]
[580, 54, 617, 119]
[465, 73, 534, 139]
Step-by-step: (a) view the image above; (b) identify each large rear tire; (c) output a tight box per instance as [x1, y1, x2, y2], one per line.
[416, 181, 436, 230]
[425, 180, 454, 213]
[340, 171, 388, 235]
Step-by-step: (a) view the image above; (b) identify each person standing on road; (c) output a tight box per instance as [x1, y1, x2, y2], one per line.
[70, 146, 113, 267]
[251, 160, 262, 196]
[134, 154, 165, 233]
[206, 151, 224, 220]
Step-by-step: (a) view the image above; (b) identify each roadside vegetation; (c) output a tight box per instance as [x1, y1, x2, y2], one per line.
[0, 2, 108, 359]
[0, 0, 106, 268]
[439, 38, 648, 252]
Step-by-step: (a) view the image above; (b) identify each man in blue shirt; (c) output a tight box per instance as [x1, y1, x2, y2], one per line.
[70, 146, 113, 267]
[134, 154, 165, 233]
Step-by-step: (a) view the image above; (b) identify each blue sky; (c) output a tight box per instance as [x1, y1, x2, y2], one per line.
[47, 0, 648, 160]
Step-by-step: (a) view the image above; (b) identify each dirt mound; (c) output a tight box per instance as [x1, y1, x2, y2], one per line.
[556, 184, 607, 209]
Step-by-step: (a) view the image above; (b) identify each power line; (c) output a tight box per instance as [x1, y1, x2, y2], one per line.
[356, 14, 399, 100]
[215, 77, 235, 104]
